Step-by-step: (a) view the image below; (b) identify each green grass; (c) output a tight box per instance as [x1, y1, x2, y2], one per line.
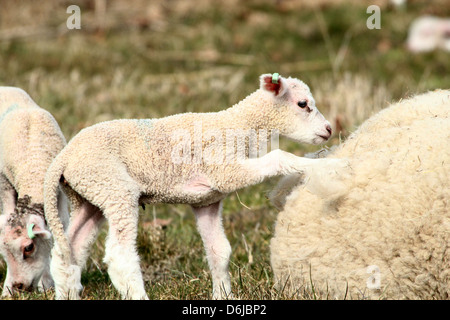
[0, 0, 448, 300]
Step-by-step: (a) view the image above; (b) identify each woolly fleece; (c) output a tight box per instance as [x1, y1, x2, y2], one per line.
[0, 87, 67, 204]
[270, 90, 449, 299]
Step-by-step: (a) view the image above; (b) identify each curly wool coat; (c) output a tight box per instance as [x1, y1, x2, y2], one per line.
[270, 90, 450, 299]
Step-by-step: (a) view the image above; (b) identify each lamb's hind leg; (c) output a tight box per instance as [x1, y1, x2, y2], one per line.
[103, 200, 148, 300]
[192, 200, 232, 299]
[68, 201, 105, 268]
[50, 185, 104, 300]
[67, 161, 147, 300]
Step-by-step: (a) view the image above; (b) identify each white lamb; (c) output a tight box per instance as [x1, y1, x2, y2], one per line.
[269, 90, 449, 299]
[0, 87, 68, 296]
[44, 73, 348, 300]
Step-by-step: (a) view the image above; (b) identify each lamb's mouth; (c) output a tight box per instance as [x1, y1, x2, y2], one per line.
[316, 134, 330, 141]
[312, 135, 328, 145]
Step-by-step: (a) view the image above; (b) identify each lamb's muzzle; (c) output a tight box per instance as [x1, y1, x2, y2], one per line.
[317, 123, 332, 141]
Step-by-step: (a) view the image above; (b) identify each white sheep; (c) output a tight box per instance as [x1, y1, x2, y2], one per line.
[44, 73, 348, 300]
[269, 90, 450, 299]
[0, 87, 68, 296]
[407, 16, 450, 53]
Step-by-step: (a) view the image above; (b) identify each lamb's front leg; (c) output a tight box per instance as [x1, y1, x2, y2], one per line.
[192, 200, 232, 299]
[239, 149, 347, 187]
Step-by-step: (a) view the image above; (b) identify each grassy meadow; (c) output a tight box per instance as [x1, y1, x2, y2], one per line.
[0, 0, 449, 299]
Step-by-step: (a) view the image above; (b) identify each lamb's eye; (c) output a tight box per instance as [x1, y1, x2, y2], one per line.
[297, 100, 307, 108]
[23, 243, 34, 258]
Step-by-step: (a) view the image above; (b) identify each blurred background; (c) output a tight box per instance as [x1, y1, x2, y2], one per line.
[0, 0, 449, 299]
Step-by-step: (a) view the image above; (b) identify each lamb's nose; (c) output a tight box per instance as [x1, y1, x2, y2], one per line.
[325, 124, 332, 135]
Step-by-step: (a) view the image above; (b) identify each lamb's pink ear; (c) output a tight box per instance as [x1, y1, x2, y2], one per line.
[259, 73, 288, 97]
[27, 215, 51, 240]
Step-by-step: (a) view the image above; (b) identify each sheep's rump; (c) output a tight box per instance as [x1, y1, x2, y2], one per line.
[270, 90, 449, 299]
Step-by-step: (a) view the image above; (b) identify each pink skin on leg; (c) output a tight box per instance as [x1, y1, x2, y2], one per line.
[192, 201, 232, 299]
[67, 202, 105, 267]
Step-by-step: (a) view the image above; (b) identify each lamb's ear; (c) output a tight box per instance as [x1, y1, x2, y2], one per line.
[260, 73, 288, 97]
[27, 215, 51, 240]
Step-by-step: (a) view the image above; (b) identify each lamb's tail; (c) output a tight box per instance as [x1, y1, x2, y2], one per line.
[44, 153, 82, 299]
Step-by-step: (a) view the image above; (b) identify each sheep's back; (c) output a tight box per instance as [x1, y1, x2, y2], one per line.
[0, 107, 66, 203]
[270, 90, 450, 300]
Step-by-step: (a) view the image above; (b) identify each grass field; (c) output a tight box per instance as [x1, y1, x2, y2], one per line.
[0, 0, 449, 300]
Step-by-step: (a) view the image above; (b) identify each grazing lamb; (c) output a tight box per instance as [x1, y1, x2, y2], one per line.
[0, 87, 68, 296]
[269, 90, 450, 299]
[44, 73, 347, 300]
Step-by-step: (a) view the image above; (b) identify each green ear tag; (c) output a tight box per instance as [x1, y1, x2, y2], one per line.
[27, 223, 36, 240]
[272, 73, 279, 84]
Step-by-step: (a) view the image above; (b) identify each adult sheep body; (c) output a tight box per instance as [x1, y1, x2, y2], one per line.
[270, 90, 449, 299]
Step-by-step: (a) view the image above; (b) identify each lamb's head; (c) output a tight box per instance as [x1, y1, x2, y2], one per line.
[0, 197, 52, 297]
[259, 73, 332, 145]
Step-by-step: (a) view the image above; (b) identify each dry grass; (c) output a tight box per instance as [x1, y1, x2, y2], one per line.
[313, 73, 391, 137]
